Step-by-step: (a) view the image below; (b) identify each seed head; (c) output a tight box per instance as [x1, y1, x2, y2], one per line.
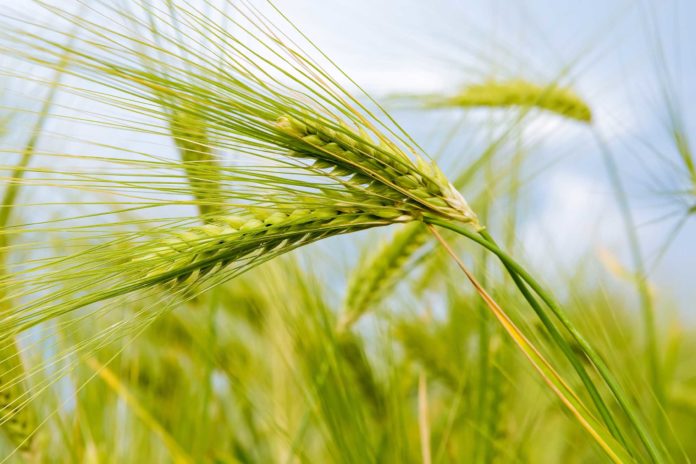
[276, 116, 479, 225]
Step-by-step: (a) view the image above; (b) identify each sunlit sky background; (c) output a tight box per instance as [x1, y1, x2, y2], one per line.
[3, 0, 695, 313]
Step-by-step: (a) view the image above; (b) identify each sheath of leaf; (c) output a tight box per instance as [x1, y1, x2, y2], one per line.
[0, 339, 36, 452]
[427, 79, 592, 123]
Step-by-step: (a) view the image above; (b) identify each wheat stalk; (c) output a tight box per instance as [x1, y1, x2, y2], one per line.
[0, 37, 72, 452]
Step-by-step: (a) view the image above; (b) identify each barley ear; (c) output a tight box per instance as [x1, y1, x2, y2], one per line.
[428, 79, 592, 123]
[339, 222, 429, 331]
[276, 116, 479, 225]
[169, 109, 224, 219]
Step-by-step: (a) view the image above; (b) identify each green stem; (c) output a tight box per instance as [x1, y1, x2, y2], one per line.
[425, 217, 665, 464]
[493, 240, 627, 448]
[473, 277, 491, 464]
[504, 125, 524, 253]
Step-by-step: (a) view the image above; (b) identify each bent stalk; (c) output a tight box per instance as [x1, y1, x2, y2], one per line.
[425, 217, 665, 463]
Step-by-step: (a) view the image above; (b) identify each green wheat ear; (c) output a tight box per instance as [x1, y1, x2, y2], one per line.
[130, 206, 405, 288]
[276, 116, 479, 224]
[339, 222, 429, 331]
[169, 108, 224, 219]
[334, 332, 386, 419]
[428, 79, 592, 122]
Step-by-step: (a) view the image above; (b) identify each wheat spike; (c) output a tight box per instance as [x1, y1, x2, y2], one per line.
[335, 332, 386, 419]
[276, 116, 478, 225]
[131, 205, 411, 287]
[339, 222, 429, 330]
[431, 79, 592, 122]
[169, 109, 224, 219]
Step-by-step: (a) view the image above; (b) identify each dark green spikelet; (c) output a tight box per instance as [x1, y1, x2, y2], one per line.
[276, 116, 479, 225]
[0, 339, 36, 452]
[169, 109, 223, 219]
[340, 222, 429, 330]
